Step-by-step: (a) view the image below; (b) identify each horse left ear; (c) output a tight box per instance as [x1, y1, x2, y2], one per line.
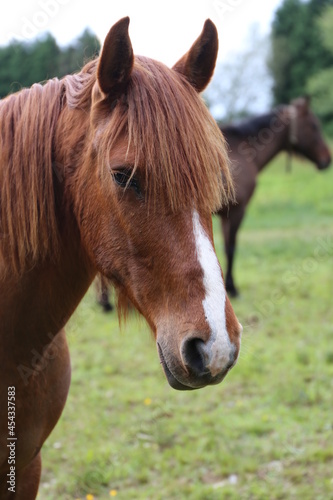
[303, 95, 311, 109]
[173, 19, 218, 93]
[97, 17, 134, 98]
[291, 96, 311, 115]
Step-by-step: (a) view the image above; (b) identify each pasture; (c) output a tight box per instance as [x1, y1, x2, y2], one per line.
[39, 152, 333, 499]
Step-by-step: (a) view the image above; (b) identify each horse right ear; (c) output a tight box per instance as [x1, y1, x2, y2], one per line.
[97, 17, 134, 99]
[173, 19, 218, 93]
[290, 96, 310, 115]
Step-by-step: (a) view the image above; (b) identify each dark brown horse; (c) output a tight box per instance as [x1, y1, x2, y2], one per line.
[218, 97, 331, 296]
[0, 18, 242, 498]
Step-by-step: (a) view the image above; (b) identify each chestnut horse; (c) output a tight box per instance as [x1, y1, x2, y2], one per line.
[0, 18, 242, 498]
[218, 97, 331, 296]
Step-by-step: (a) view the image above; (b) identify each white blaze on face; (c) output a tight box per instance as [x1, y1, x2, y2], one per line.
[192, 210, 234, 376]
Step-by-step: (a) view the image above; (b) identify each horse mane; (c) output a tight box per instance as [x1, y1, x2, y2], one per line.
[0, 78, 65, 275]
[221, 111, 277, 139]
[0, 55, 233, 276]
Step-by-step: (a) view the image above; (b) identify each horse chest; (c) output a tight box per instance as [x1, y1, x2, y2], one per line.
[0, 329, 71, 474]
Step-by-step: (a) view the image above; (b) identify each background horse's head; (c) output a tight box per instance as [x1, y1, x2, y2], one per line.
[65, 18, 242, 390]
[288, 97, 331, 170]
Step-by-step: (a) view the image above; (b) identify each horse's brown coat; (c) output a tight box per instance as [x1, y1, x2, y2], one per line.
[0, 18, 241, 498]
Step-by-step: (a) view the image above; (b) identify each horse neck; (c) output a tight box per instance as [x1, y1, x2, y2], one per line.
[1, 216, 95, 363]
[1, 108, 96, 363]
[32, 108, 97, 340]
[223, 110, 290, 173]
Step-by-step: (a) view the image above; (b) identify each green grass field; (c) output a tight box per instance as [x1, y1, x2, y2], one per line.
[39, 152, 333, 500]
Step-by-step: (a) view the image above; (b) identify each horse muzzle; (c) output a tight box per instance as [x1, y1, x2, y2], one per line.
[157, 328, 241, 391]
[316, 147, 331, 170]
[317, 157, 331, 170]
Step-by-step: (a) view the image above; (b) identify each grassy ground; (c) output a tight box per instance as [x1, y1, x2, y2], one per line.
[39, 152, 333, 499]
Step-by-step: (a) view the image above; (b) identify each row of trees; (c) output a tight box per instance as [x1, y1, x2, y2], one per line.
[1, 0, 333, 131]
[205, 0, 333, 129]
[270, 0, 333, 130]
[0, 29, 100, 98]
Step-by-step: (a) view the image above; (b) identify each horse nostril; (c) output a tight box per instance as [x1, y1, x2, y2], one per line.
[182, 338, 210, 376]
[318, 157, 331, 170]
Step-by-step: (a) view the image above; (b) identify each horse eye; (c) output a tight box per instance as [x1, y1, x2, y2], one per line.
[113, 170, 142, 197]
[113, 171, 130, 188]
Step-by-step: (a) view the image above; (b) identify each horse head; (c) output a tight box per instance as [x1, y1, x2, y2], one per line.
[71, 18, 242, 390]
[289, 97, 331, 170]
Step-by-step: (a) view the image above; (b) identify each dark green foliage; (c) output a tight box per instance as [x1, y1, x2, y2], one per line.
[306, 5, 333, 133]
[0, 29, 100, 98]
[57, 28, 101, 77]
[269, 0, 333, 105]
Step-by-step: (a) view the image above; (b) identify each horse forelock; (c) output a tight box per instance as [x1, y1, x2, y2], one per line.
[91, 56, 234, 213]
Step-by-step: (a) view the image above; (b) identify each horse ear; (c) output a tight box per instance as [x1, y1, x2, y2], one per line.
[291, 96, 310, 115]
[172, 19, 218, 93]
[97, 17, 134, 98]
[303, 95, 311, 109]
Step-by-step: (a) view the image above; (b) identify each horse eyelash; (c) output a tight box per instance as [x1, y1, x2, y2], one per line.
[113, 170, 142, 197]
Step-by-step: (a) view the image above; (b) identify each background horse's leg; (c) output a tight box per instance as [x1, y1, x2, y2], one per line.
[95, 275, 113, 312]
[221, 205, 245, 297]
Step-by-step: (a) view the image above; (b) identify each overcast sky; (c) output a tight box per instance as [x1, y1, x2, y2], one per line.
[1, 0, 283, 64]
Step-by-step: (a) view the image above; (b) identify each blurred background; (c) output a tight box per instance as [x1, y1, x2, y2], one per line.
[1, 0, 333, 132]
